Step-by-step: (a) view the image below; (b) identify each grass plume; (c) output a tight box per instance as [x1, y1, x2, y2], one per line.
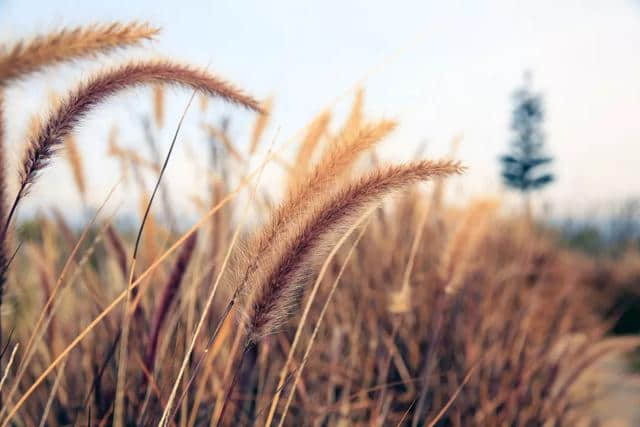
[0, 22, 159, 85]
[6, 59, 261, 235]
[0, 20, 635, 426]
[239, 120, 397, 295]
[241, 159, 464, 341]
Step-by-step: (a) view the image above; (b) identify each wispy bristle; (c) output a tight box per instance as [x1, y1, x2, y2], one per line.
[14, 59, 260, 222]
[0, 21, 160, 85]
[249, 120, 397, 265]
[233, 119, 397, 315]
[313, 119, 396, 183]
[241, 160, 465, 340]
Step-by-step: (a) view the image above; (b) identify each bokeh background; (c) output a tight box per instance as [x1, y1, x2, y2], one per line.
[1, 0, 639, 222]
[3, 2, 640, 425]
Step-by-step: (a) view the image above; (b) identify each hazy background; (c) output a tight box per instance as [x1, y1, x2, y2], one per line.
[0, 0, 638, 221]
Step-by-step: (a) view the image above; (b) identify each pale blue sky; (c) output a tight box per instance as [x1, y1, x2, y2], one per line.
[1, 0, 639, 221]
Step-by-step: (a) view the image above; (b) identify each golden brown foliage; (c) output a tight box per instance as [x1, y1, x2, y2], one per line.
[291, 110, 331, 176]
[241, 160, 463, 341]
[0, 21, 637, 427]
[13, 60, 261, 229]
[0, 22, 159, 85]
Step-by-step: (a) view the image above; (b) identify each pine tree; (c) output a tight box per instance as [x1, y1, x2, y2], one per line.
[501, 72, 554, 215]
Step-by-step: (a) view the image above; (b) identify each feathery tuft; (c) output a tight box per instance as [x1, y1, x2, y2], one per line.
[232, 120, 396, 316]
[314, 119, 396, 183]
[250, 120, 397, 262]
[7, 60, 260, 234]
[0, 21, 159, 85]
[233, 119, 398, 318]
[241, 159, 464, 340]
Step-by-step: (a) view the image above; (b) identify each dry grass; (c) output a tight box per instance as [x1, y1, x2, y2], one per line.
[63, 134, 86, 200]
[0, 21, 637, 427]
[240, 160, 463, 342]
[0, 21, 159, 85]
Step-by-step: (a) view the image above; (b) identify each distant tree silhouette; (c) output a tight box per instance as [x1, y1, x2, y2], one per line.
[501, 72, 553, 216]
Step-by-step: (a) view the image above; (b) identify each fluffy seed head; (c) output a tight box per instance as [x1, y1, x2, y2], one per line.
[19, 59, 261, 197]
[0, 21, 159, 85]
[241, 160, 465, 340]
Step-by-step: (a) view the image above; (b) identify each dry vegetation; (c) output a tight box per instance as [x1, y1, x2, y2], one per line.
[0, 21, 638, 426]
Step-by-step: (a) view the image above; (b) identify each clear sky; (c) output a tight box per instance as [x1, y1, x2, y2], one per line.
[1, 0, 639, 221]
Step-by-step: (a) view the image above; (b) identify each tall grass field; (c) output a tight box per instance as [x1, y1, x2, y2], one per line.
[0, 21, 638, 426]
